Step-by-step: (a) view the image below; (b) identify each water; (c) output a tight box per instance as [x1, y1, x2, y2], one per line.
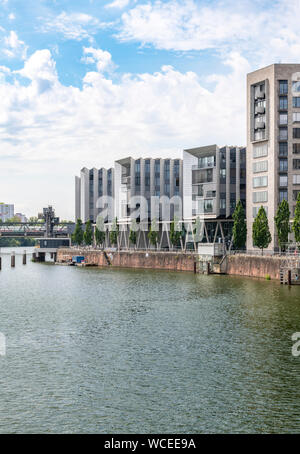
[0, 247, 300, 433]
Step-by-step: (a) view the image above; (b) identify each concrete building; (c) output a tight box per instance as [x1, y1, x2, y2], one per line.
[247, 64, 300, 250]
[183, 145, 246, 244]
[0, 203, 14, 222]
[75, 167, 114, 223]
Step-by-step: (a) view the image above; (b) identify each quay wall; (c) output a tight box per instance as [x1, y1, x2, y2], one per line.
[225, 254, 297, 280]
[57, 248, 197, 272]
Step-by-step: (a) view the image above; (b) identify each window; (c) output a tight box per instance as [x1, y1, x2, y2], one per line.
[253, 161, 268, 173]
[279, 189, 288, 203]
[293, 174, 300, 185]
[198, 156, 215, 168]
[279, 127, 288, 140]
[279, 96, 288, 110]
[293, 128, 300, 138]
[293, 113, 300, 122]
[192, 168, 213, 184]
[279, 80, 288, 95]
[293, 190, 300, 201]
[279, 159, 288, 172]
[253, 191, 268, 203]
[293, 143, 300, 154]
[253, 176, 268, 188]
[204, 199, 213, 213]
[279, 175, 288, 186]
[253, 143, 268, 158]
[220, 168, 226, 179]
[279, 113, 288, 125]
[254, 131, 266, 141]
[279, 142, 288, 156]
[220, 199, 226, 210]
[292, 81, 300, 95]
[293, 97, 300, 108]
[293, 159, 300, 170]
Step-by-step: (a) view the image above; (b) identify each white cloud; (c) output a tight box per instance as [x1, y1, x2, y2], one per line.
[8, 13, 15, 21]
[106, 0, 130, 9]
[40, 11, 106, 41]
[117, 0, 300, 65]
[82, 47, 115, 73]
[0, 49, 250, 218]
[2, 30, 27, 60]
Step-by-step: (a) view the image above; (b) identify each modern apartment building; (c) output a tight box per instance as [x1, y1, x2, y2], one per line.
[114, 157, 183, 224]
[75, 167, 114, 223]
[0, 203, 14, 221]
[183, 145, 246, 243]
[247, 64, 300, 250]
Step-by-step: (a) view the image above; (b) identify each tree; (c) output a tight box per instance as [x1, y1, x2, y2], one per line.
[148, 217, 158, 248]
[293, 192, 300, 244]
[84, 220, 93, 246]
[129, 219, 138, 248]
[170, 217, 182, 248]
[252, 206, 272, 255]
[232, 201, 247, 249]
[110, 217, 119, 247]
[95, 227, 105, 248]
[72, 219, 84, 246]
[275, 199, 290, 251]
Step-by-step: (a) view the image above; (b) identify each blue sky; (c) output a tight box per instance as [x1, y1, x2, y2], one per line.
[0, 0, 300, 218]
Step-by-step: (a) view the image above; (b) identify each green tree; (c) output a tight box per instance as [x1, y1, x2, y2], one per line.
[72, 219, 84, 246]
[110, 217, 119, 247]
[275, 199, 290, 251]
[252, 206, 272, 255]
[129, 219, 138, 248]
[95, 227, 105, 248]
[83, 220, 93, 246]
[292, 192, 300, 244]
[232, 201, 247, 249]
[170, 217, 182, 248]
[148, 217, 158, 248]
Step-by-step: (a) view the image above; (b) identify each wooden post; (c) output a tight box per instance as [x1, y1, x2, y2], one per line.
[11, 252, 15, 268]
[23, 250, 27, 265]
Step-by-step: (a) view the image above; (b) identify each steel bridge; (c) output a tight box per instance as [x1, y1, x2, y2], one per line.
[0, 222, 74, 238]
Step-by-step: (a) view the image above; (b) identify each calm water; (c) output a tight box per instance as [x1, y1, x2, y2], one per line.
[0, 247, 300, 433]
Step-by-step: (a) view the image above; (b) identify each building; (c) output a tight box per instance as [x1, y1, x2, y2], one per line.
[75, 167, 114, 223]
[0, 203, 14, 222]
[183, 145, 246, 244]
[247, 64, 300, 250]
[15, 213, 28, 222]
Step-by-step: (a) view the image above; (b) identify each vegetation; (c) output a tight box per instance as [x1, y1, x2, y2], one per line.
[83, 220, 93, 246]
[194, 216, 203, 243]
[72, 219, 84, 246]
[274, 199, 290, 251]
[95, 227, 105, 248]
[0, 238, 36, 247]
[110, 217, 119, 246]
[148, 217, 158, 247]
[292, 192, 300, 243]
[232, 201, 247, 249]
[252, 206, 272, 254]
[170, 218, 182, 248]
[129, 219, 138, 247]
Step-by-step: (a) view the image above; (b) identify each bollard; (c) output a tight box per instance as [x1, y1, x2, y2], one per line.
[23, 250, 27, 265]
[11, 252, 15, 268]
[0, 256, 1, 271]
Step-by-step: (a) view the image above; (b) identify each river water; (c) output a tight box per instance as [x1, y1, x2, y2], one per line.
[0, 247, 300, 433]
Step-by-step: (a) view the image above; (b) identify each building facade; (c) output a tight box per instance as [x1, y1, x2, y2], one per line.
[247, 64, 300, 250]
[75, 167, 115, 223]
[183, 145, 246, 244]
[0, 203, 14, 222]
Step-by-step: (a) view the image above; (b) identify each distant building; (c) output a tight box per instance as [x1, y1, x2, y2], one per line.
[0, 203, 14, 222]
[15, 213, 27, 222]
[247, 63, 300, 250]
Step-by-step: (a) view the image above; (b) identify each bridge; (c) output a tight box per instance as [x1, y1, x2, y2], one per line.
[0, 222, 74, 238]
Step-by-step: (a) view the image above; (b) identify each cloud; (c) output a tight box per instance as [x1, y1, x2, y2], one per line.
[82, 47, 115, 73]
[106, 0, 130, 9]
[117, 0, 300, 65]
[8, 13, 15, 20]
[40, 11, 106, 41]
[2, 30, 28, 59]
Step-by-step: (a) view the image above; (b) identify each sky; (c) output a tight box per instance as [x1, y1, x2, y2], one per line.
[1, 0, 300, 219]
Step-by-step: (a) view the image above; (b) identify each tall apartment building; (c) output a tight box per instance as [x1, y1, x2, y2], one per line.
[0, 203, 14, 221]
[247, 64, 300, 250]
[114, 157, 183, 223]
[75, 167, 114, 223]
[183, 145, 246, 243]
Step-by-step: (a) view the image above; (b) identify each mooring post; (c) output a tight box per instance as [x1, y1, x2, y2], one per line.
[11, 252, 15, 268]
[23, 250, 27, 265]
[0, 256, 2, 271]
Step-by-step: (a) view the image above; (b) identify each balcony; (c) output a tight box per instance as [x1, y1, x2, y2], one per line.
[255, 106, 265, 114]
[192, 162, 215, 170]
[255, 121, 265, 129]
[121, 175, 131, 185]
